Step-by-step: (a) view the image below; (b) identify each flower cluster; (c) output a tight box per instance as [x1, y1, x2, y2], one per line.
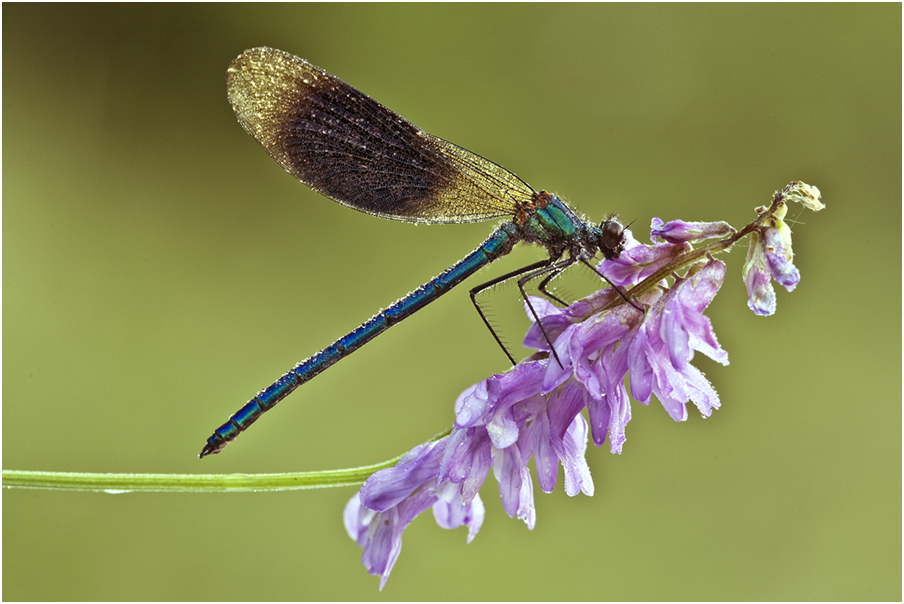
[344, 182, 822, 589]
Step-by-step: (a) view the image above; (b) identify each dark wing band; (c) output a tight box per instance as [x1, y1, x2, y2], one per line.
[227, 47, 535, 224]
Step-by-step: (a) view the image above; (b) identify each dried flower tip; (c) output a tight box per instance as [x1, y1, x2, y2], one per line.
[779, 181, 824, 211]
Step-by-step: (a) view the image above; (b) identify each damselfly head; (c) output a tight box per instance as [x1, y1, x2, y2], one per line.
[598, 218, 627, 260]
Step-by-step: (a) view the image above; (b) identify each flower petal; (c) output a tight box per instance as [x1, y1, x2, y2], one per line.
[743, 232, 777, 316]
[763, 227, 800, 291]
[360, 441, 444, 512]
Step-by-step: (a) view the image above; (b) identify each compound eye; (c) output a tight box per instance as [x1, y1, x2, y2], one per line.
[599, 220, 626, 260]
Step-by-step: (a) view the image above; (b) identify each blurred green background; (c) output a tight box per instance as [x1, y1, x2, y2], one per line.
[3, 4, 900, 600]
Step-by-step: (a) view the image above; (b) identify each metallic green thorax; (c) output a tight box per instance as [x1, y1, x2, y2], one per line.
[514, 192, 609, 263]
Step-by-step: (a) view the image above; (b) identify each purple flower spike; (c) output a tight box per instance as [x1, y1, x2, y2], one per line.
[344, 184, 821, 588]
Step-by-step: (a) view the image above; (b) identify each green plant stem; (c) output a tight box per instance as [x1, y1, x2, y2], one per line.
[3, 428, 452, 493]
[2, 465, 385, 493]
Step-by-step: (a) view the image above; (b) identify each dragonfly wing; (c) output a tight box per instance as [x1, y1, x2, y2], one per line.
[227, 47, 535, 224]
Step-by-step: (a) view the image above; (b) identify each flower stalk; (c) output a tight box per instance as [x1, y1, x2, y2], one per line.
[3, 459, 399, 493]
[2, 430, 451, 492]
